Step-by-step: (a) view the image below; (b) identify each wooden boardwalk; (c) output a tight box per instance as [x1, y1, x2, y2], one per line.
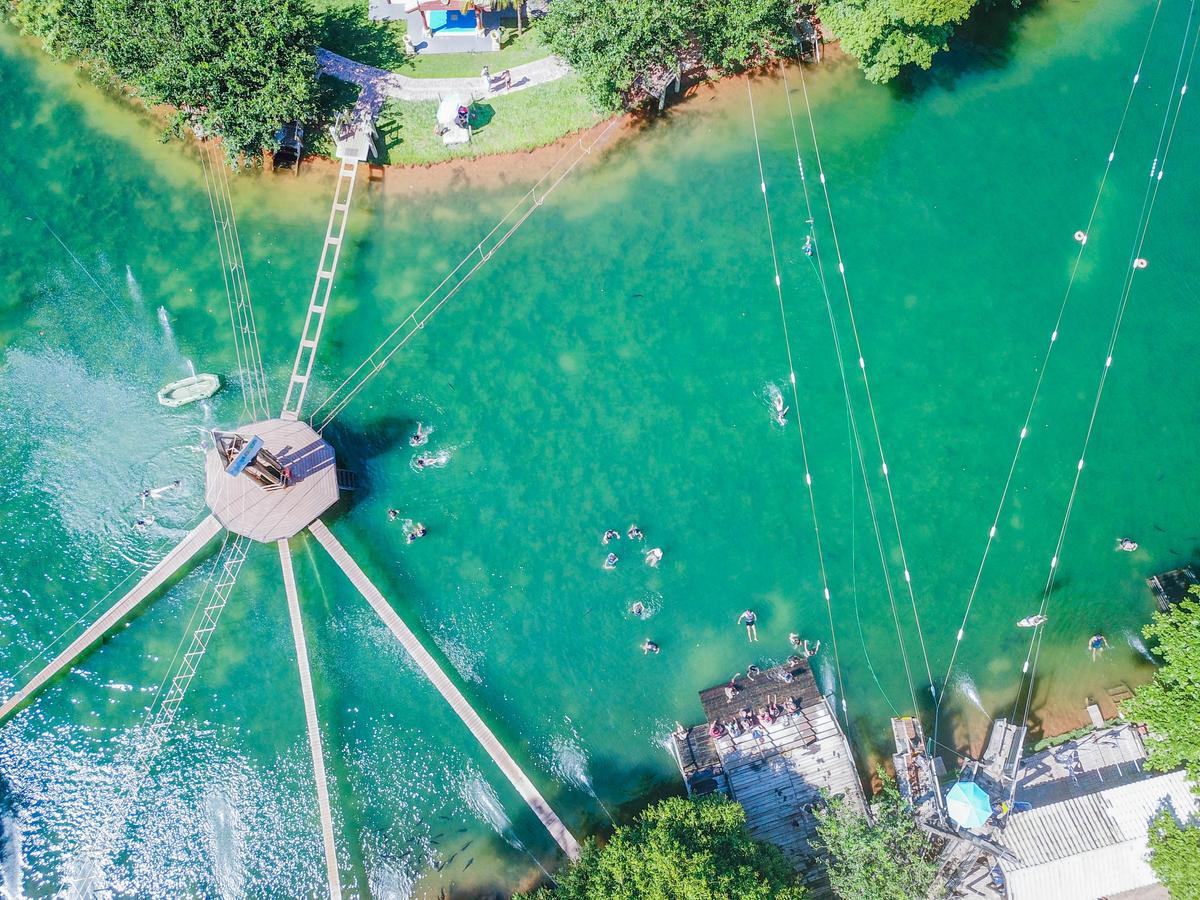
[0, 515, 223, 724]
[279, 540, 343, 898]
[308, 519, 581, 860]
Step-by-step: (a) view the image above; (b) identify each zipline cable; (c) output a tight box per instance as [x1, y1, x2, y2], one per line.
[308, 120, 622, 432]
[1012, 10, 1199, 739]
[746, 78, 847, 714]
[793, 57, 938, 702]
[932, 0, 1168, 750]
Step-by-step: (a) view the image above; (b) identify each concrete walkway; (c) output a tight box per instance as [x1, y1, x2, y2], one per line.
[317, 48, 571, 117]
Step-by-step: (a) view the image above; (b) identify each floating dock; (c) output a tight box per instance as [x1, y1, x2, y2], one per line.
[1146, 564, 1198, 612]
[671, 659, 866, 896]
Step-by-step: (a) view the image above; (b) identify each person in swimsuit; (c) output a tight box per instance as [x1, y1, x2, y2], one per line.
[406, 522, 427, 544]
[604, 553, 618, 569]
[803, 639, 820, 658]
[410, 423, 429, 447]
[738, 610, 758, 642]
[628, 524, 644, 540]
[603, 529, 620, 544]
[642, 640, 660, 655]
[645, 547, 663, 567]
[630, 601, 646, 617]
[1089, 634, 1109, 661]
[1117, 537, 1138, 552]
[388, 509, 400, 521]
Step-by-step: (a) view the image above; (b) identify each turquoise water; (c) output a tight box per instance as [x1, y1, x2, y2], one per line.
[1, 0, 1198, 893]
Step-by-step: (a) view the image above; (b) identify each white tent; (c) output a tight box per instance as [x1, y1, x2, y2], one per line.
[436, 94, 470, 145]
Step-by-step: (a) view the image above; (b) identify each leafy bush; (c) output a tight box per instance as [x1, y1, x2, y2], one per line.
[817, 0, 976, 83]
[1148, 809, 1200, 900]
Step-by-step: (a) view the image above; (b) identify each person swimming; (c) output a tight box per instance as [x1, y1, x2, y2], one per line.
[630, 601, 646, 617]
[604, 552, 618, 569]
[410, 423, 430, 447]
[772, 390, 788, 427]
[789, 632, 802, 648]
[627, 524, 644, 540]
[1017, 614, 1048, 628]
[603, 529, 620, 544]
[388, 509, 400, 521]
[645, 547, 663, 567]
[738, 610, 758, 642]
[1088, 634, 1108, 660]
[406, 522, 427, 544]
[803, 639, 820, 658]
[803, 235, 814, 257]
[642, 639, 660, 655]
[1117, 537, 1138, 552]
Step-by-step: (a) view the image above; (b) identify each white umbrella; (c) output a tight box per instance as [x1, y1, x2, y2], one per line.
[436, 94, 465, 128]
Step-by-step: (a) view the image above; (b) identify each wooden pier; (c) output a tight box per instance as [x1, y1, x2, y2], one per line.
[308, 519, 582, 860]
[1146, 564, 1198, 611]
[672, 660, 866, 897]
[280, 540, 342, 898]
[0, 515, 223, 724]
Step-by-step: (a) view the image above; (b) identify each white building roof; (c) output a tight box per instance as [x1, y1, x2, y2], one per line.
[1001, 769, 1198, 900]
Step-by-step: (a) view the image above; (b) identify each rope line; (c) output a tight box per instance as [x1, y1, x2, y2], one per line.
[792, 58, 938, 702]
[932, 0, 1167, 749]
[745, 78, 847, 715]
[308, 120, 622, 432]
[1012, 8, 1199, 734]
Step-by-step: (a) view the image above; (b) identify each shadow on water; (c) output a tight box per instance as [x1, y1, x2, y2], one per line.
[321, 415, 419, 510]
[892, 0, 1046, 99]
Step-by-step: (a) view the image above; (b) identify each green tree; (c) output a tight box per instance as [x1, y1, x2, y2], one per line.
[1148, 809, 1200, 900]
[519, 795, 808, 900]
[813, 771, 939, 900]
[817, 0, 975, 83]
[7, 0, 319, 161]
[1121, 592, 1200, 780]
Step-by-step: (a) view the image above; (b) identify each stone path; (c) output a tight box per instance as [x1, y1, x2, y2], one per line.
[316, 48, 571, 118]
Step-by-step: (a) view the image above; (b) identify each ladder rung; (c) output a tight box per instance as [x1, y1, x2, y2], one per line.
[301, 339, 318, 349]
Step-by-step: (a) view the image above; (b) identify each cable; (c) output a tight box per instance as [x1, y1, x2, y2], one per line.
[932, 0, 1167, 750]
[745, 78, 847, 715]
[307, 119, 622, 432]
[792, 57, 938, 702]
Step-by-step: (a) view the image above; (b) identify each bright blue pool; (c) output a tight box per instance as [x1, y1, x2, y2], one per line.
[427, 9, 478, 33]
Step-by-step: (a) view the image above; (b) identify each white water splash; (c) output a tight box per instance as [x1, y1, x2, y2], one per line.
[157, 306, 178, 357]
[125, 266, 143, 308]
[1123, 629, 1156, 663]
[1, 813, 24, 900]
[204, 789, 247, 899]
[410, 448, 452, 473]
[762, 382, 788, 427]
[954, 673, 987, 714]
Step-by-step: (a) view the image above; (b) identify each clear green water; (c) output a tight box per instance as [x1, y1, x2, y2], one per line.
[1, 0, 1199, 893]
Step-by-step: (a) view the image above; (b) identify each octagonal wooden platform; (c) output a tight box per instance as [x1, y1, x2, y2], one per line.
[205, 418, 339, 542]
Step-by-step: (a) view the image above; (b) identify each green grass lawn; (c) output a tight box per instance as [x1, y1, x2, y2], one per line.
[313, 0, 549, 77]
[373, 73, 603, 165]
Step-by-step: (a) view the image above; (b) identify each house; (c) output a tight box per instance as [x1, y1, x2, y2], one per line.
[368, 0, 501, 54]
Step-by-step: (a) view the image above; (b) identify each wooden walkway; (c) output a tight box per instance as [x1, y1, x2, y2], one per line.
[308, 519, 581, 860]
[279, 540, 343, 898]
[0, 515, 223, 724]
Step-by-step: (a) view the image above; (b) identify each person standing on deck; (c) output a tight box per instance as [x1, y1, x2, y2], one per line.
[738, 609, 758, 642]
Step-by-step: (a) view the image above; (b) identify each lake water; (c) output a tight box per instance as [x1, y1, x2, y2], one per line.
[1, 0, 1197, 894]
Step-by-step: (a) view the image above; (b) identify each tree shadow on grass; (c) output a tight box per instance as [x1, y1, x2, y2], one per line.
[316, 3, 411, 71]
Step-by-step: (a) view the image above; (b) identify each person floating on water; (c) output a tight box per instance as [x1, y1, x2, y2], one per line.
[803, 235, 814, 257]
[628, 524, 644, 540]
[134, 516, 155, 531]
[410, 423, 430, 447]
[789, 632, 802, 648]
[804, 639, 820, 658]
[642, 639, 660, 655]
[602, 529, 620, 545]
[630, 601, 646, 618]
[1088, 634, 1109, 661]
[388, 509, 400, 521]
[406, 522, 427, 544]
[1116, 537, 1138, 552]
[1017, 614, 1048, 628]
[738, 609, 759, 642]
[645, 547, 664, 567]
[604, 552, 618, 569]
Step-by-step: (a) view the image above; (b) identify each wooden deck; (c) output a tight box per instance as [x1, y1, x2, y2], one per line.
[0, 515, 223, 724]
[205, 419, 339, 542]
[279, 540, 342, 898]
[677, 661, 867, 897]
[308, 518, 582, 860]
[1146, 564, 1198, 611]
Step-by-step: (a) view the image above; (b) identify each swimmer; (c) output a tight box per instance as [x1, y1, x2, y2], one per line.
[645, 547, 663, 567]
[789, 632, 802, 648]
[149, 481, 181, 499]
[627, 524, 644, 540]
[388, 509, 400, 521]
[1017, 614, 1048, 628]
[604, 552, 618, 569]
[415, 456, 428, 469]
[673, 721, 688, 740]
[1088, 634, 1108, 661]
[630, 601, 646, 618]
[642, 640, 660, 655]
[1117, 537, 1138, 552]
[603, 529, 620, 545]
[406, 523, 427, 544]
[803, 235, 814, 257]
[134, 516, 155, 530]
[803, 639, 820, 658]
[409, 423, 430, 447]
[738, 609, 759, 642]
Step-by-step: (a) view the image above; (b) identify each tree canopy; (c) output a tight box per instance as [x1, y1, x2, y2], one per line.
[1148, 809, 1200, 900]
[1121, 592, 1200, 780]
[817, 0, 977, 83]
[539, 0, 796, 110]
[8, 0, 319, 160]
[518, 795, 808, 900]
[813, 772, 940, 900]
